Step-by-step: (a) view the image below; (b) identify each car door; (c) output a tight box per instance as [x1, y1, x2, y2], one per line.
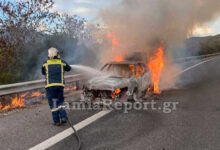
[136, 63, 151, 92]
[135, 63, 145, 92]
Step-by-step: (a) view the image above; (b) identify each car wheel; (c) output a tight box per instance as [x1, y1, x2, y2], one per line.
[80, 92, 94, 103]
[147, 84, 154, 93]
[119, 91, 129, 102]
[133, 92, 141, 102]
[133, 88, 144, 102]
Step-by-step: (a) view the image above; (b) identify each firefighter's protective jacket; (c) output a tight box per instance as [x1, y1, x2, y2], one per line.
[42, 58, 71, 88]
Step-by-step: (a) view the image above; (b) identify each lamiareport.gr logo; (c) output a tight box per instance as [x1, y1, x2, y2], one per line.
[53, 99, 179, 114]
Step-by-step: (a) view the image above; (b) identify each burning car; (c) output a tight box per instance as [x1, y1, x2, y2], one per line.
[81, 61, 152, 102]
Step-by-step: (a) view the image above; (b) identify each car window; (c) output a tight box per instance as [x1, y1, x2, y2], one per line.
[101, 64, 111, 71]
[141, 63, 148, 72]
[136, 64, 146, 78]
[129, 64, 135, 76]
[103, 64, 134, 78]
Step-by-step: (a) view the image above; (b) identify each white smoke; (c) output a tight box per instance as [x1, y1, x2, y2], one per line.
[98, 0, 220, 90]
[99, 0, 220, 56]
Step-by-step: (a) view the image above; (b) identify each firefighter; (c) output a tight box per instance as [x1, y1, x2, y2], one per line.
[42, 47, 71, 126]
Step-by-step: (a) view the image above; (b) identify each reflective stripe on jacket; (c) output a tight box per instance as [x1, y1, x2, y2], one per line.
[42, 59, 71, 88]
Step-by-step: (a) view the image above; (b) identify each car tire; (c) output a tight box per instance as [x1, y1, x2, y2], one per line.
[132, 88, 145, 102]
[147, 84, 154, 93]
[116, 91, 128, 102]
[133, 92, 142, 102]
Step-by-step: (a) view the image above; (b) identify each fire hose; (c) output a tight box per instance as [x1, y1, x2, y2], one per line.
[51, 105, 82, 150]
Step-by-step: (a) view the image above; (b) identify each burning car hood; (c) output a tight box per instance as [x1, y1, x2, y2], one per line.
[84, 76, 130, 91]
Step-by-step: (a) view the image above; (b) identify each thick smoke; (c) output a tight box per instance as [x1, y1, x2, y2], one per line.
[99, 0, 220, 57]
[98, 0, 220, 90]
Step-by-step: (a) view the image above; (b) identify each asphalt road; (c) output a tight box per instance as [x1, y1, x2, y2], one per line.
[1, 56, 220, 150]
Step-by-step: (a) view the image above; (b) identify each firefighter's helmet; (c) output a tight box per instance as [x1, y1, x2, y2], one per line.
[48, 47, 60, 59]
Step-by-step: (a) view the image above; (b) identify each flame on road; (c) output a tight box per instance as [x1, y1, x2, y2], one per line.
[2, 105, 10, 111]
[11, 94, 26, 108]
[0, 91, 42, 111]
[0, 93, 27, 111]
[65, 85, 78, 92]
[31, 91, 41, 97]
[147, 45, 165, 94]
[0, 102, 2, 109]
[73, 85, 77, 91]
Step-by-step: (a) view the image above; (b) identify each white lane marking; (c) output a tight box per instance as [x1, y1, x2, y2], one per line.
[29, 56, 217, 150]
[29, 110, 112, 150]
[176, 57, 216, 76]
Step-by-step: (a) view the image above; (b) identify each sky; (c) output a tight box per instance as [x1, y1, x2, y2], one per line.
[53, 0, 114, 21]
[53, 0, 220, 37]
[2, 0, 220, 37]
[192, 18, 220, 37]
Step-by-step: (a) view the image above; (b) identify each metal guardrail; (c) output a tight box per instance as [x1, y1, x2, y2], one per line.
[0, 74, 85, 96]
[174, 52, 220, 62]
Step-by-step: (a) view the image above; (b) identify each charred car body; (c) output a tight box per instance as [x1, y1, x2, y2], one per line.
[82, 61, 152, 102]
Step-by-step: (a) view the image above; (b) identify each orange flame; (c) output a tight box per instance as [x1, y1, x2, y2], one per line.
[32, 91, 41, 97]
[11, 93, 26, 108]
[73, 85, 77, 91]
[106, 32, 124, 62]
[107, 32, 119, 47]
[114, 55, 124, 62]
[147, 45, 164, 94]
[2, 105, 10, 111]
[0, 93, 27, 111]
[65, 85, 78, 92]
[0, 101, 2, 109]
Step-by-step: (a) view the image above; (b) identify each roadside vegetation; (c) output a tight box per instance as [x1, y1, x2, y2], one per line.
[199, 35, 220, 55]
[185, 35, 220, 56]
[0, 0, 99, 84]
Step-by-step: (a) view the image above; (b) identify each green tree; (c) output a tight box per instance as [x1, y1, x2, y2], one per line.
[0, 0, 57, 84]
